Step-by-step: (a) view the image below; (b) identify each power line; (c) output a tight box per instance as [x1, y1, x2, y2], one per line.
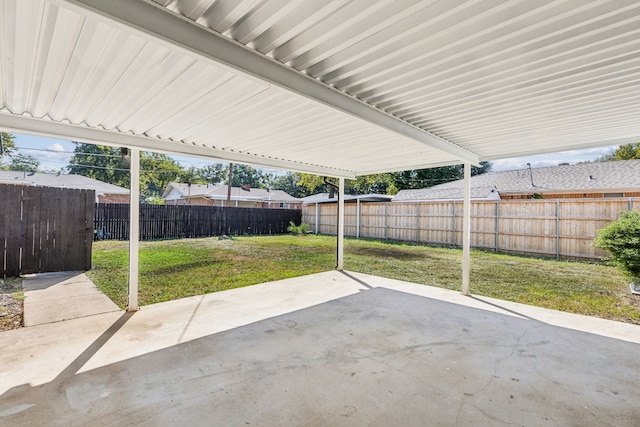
[12, 145, 226, 166]
[14, 145, 122, 158]
[67, 163, 187, 173]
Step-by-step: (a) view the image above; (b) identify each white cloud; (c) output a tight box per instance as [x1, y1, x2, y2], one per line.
[47, 142, 65, 152]
[22, 143, 72, 162]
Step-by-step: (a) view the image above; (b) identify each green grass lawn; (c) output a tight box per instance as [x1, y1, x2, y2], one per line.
[89, 235, 640, 324]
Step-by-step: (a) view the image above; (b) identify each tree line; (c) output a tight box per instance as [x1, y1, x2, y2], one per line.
[2, 133, 639, 201]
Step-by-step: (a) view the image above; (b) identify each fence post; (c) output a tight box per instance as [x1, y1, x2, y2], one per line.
[495, 200, 499, 253]
[416, 202, 420, 244]
[555, 199, 560, 260]
[384, 202, 389, 240]
[629, 198, 633, 211]
[452, 201, 457, 246]
[356, 199, 361, 239]
[315, 202, 319, 235]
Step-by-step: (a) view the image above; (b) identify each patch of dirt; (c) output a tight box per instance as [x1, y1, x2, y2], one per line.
[0, 278, 23, 331]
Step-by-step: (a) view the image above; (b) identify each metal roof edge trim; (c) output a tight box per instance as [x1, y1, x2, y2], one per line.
[54, 0, 481, 166]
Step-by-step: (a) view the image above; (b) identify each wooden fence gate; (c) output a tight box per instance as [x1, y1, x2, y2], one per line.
[1, 184, 95, 277]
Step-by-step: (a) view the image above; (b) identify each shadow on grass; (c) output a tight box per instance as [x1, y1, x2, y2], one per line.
[140, 259, 232, 276]
[346, 246, 427, 261]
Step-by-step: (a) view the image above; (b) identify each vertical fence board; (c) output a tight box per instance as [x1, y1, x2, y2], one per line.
[2, 186, 22, 277]
[21, 187, 40, 273]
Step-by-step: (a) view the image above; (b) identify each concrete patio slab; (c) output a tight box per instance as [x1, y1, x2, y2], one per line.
[1, 270, 639, 426]
[22, 272, 120, 326]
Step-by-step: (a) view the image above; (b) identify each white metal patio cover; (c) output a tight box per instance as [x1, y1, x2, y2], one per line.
[2, 0, 640, 309]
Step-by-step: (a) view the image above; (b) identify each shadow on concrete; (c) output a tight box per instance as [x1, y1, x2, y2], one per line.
[0, 311, 134, 423]
[469, 295, 540, 322]
[339, 270, 373, 289]
[1, 289, 639, 426]
[22, 272, 121, 326]
[53, 312, 135, 384]
[21, 272, 85, 291]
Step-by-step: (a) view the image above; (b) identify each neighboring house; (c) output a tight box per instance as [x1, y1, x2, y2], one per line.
[0, 171, 130, 203]
[393, 160, 640, 202]
[162, 182, 302, 209]
[302, 193, 394, 204]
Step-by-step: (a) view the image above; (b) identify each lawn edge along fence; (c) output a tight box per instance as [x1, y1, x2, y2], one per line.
[95, 204, 301, 241]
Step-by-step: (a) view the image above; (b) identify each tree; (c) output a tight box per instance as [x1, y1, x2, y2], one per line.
[270, 171, 311, 198]
[194, 164, 227, 185]
[67, 143, 131, 188]
[8, 153, 40, 172]
[67, 143, 186, 198]
[177, 166, 208, 185]
[396, 161, 492, 190]
[352, 174, 398, 195]
[597, 142, 640, 161]
[227, 164, 269, 188]
[140, 153, 183, 197]
[594, 210, 640, 289]
[175, 164, 227, 187]
[0, 132, 17, 169]
[0, 132, 16, 157]
[297, 173, 329, 194]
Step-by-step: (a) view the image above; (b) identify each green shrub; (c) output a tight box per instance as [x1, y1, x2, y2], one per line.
[594, 210, 640, 281]
[287, 221, 310, 236]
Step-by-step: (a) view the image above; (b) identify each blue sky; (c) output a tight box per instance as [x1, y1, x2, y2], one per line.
[8, 132, 618, 174]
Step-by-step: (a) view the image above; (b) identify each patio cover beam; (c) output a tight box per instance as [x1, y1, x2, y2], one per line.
[54, 0, 481, 168]
[0, 114, 351, 178]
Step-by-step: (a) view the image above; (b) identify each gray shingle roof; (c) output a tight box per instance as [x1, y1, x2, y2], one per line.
[0, 171, 129, 194]
[163, 183, 300, 202]
[393, 160, 640, 201]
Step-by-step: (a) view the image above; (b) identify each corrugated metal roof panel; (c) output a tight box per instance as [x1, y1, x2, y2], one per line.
[2, 0, 640, 177]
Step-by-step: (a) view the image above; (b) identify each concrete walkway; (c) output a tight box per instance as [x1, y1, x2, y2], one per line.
[1, 271, 639, 426]
[22, 272, 120, 326]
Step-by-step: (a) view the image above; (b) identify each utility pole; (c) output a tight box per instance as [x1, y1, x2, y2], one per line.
[226, 163, 233, 207]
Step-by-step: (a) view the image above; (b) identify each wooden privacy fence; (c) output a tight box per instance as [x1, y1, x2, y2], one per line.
[95, 204, 301, 240]
[1, 184, 94, 277]
[303, 198, 640, 260]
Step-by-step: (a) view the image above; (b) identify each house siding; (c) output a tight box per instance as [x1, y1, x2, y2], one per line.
[171, 197, 213, 206]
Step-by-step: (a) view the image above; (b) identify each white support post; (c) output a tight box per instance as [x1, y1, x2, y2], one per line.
[462, 162, 471, 296]
[128, 148, 140, 311]
[337, 178, 345, 271]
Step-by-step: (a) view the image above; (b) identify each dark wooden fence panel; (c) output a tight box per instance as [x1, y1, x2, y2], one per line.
[1, 185, 23, 277]
[1, 184, 95, 277]
[94, 204, 301, 241]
